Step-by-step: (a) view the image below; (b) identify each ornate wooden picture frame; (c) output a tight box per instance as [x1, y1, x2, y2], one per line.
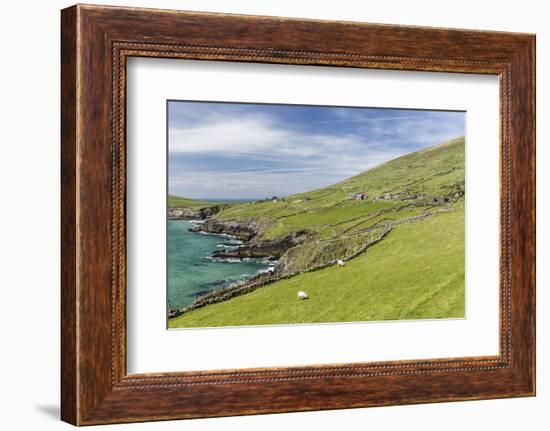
[61, 4, 535, 425]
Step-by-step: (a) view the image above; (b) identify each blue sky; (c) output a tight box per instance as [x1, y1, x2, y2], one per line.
[168, 101, 464, 200]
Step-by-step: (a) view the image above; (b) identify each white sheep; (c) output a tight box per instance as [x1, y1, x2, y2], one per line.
[337, 259, 345, 267]
[297, 291, 309, 300]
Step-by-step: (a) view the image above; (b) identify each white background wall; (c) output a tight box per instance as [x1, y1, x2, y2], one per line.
[0, 0, 546, 429]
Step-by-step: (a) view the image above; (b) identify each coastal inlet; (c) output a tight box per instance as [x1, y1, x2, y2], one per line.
[167, 220, 276, 310]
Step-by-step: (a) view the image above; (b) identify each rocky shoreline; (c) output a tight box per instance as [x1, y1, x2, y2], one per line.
[167, 204, 226, 221]
[167, 206, 313, 317]
[188, 218, 259, 241]
[168, 215, 393, 320]
[187, 216, 311, 260]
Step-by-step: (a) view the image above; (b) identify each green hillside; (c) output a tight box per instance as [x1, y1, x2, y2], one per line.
[215, 136, 464, 241]
[169, 136, 465, 327]
[168, 195, 224, 209]
[169, 208, 464, 327]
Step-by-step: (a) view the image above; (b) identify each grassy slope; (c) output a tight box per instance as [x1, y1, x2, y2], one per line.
[169, 206, 465, 328]
[215, 136, 465, 241]
[168, 195, 224, 209]
[169, 136, 465, 327]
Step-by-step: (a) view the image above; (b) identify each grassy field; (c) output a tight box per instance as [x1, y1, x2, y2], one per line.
[168, 195, 225, 209]
[169, 207, 465, 327]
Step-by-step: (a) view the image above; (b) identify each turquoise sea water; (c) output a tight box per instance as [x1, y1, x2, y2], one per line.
[168, 220, 274, 310]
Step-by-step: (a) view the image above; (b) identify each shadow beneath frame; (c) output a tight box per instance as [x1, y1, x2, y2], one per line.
[35, 404, 60, 420]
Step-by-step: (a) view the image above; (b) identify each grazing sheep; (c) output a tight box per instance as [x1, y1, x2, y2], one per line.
[337, 259, 345, 267]
[297, 291, 309, 300]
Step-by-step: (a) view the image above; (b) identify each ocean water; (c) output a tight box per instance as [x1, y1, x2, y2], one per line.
[168, 220, 274, 310]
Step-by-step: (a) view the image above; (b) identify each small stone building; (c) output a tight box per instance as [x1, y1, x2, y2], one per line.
[347, 192, 367, 200]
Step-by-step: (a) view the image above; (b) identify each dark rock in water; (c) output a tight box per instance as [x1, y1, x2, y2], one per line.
[211, 230, 310, 260]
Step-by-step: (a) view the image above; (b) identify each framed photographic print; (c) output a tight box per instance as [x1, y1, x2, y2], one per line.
[164, 101, 466, 329]
[61, 4, 535, 425]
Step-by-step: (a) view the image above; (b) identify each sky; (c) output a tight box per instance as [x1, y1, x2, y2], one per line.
[168, 101, 465, 200]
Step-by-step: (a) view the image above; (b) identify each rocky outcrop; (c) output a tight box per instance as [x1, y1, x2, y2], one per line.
[189, 216, 310, 258]
[168, 205, 226, 220]
[168, 207, 201, 220]
[212, 230, 310, 260]
[189, 218, 260, 241]
[200, 205, 225, 218]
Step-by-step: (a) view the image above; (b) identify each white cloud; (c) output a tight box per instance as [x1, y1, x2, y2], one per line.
[169, 113, 367, 159]
[170, 115, 284, 154]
